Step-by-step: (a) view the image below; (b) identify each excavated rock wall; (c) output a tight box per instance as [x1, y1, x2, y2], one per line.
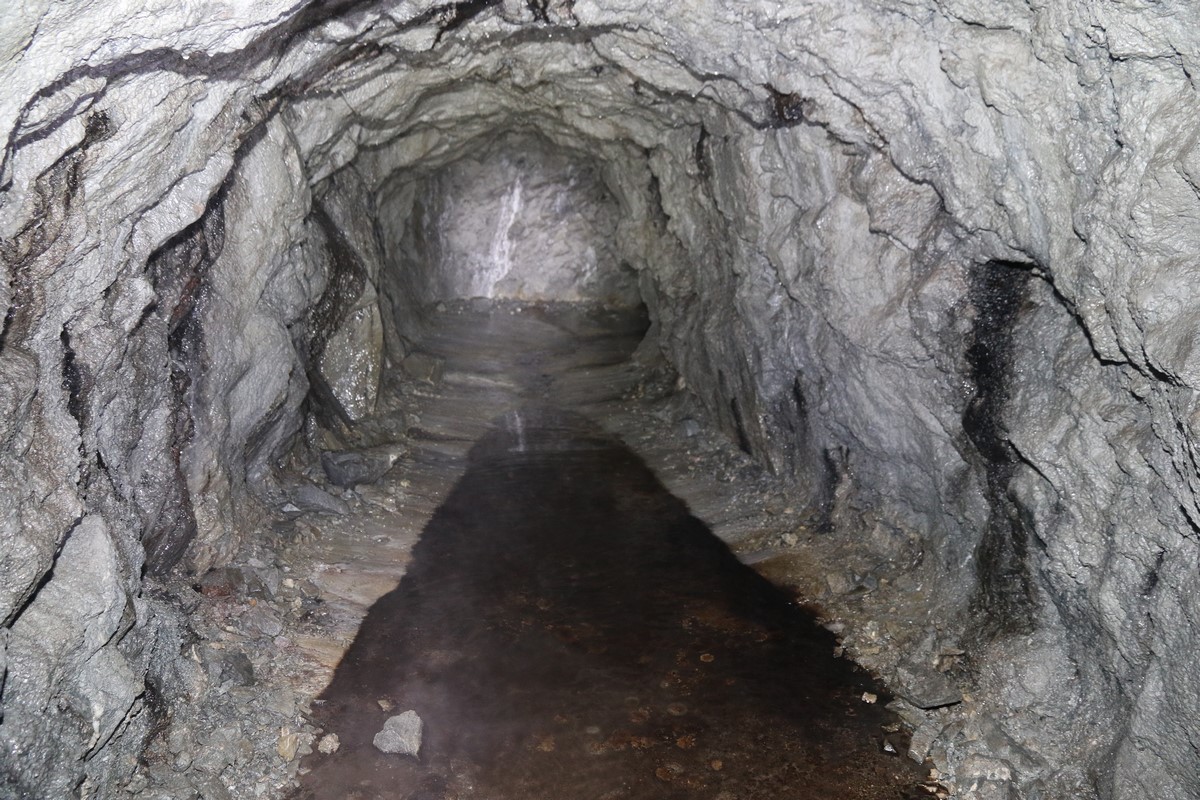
[1, 2, 1198, 798]
[397, 133, 639, 307]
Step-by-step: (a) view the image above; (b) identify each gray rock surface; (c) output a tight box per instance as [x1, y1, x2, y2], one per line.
[320, 449, 398, 489]
[894, 661, 964, 710]
[1, 1, 1198, 798]
[288, 484, 350, 517]
[372, 710, 423, 757]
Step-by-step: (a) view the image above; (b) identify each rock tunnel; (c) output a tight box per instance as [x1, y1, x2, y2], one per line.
[2, 2, 1199, 798]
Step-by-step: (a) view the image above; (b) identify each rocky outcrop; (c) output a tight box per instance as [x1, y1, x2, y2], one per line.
[1, 1, 1198, 798]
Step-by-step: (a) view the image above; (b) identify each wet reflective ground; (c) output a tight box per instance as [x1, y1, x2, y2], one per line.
[293, 401, 930, 799]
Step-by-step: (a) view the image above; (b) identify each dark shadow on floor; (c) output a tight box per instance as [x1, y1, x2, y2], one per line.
[292, 407, 929, 799]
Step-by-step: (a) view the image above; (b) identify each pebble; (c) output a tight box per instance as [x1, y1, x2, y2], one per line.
[317, 734, 340, 754]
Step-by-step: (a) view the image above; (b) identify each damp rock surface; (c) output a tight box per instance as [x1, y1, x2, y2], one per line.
[1, 2, 1199, 799]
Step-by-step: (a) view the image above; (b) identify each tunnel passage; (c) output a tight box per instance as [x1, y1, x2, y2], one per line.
[294, 406, 932, 800]
[4, 3, 1200, 800]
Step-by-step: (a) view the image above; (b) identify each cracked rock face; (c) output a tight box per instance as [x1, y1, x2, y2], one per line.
[1, 2, 1199, 798]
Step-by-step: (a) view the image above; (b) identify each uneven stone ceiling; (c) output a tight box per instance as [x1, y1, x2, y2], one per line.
[2, 1, 1200, 799]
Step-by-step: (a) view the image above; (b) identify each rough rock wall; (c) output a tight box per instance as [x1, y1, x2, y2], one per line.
[1, 1, 1199, 798]
[394, 133, 638, 307]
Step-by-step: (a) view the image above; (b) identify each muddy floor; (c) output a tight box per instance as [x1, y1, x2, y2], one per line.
[293, 404, 930, 799]
[137, 300, 955, 799]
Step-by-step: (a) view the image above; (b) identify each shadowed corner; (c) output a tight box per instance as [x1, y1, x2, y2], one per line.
[292, 406, 930, 800]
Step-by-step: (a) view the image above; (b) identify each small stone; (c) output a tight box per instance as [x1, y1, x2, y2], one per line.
[317, 733, 340, 754]
[862, 692, 878, 704]
[825, 571, 853, 595]
[278, 728, 301, 761]
[373, 710, 423, 757]
[219, 652, 255, 686]
[377, 698, 394, 712]
[243, 606, 283, 637]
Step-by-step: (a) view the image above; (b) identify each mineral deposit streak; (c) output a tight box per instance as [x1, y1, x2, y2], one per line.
[294, 407, 929, 800]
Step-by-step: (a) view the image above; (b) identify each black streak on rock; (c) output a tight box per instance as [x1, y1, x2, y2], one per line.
[694, 124, 710, 181]
[526, 0, 550, 23]
[964, 260, 1035, 638]
[304, 203, 367, 433]
[141, 191, 227, 576]
[60, 325, 88, 429]
[729, 397, 753, 456]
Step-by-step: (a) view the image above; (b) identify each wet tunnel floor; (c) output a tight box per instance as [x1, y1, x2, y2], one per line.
[290, 303, 931, 800]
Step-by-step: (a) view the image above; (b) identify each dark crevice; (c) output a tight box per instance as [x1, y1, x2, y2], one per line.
[432, 0, 504, 46]
[303, 203, 370, 436]
[1142, 548, 1166, 597]
[791, 373, 808, 420]
[60, 325, 88, 429]
[964, 260, 1036, 639]
[694, 123, 710, 180]
[526, 0, 550, 23]
[765, 84, 811, 128]
[815, 447, 843, 535]
[0, 303, 16, 355]
[729, 397, 753, 455]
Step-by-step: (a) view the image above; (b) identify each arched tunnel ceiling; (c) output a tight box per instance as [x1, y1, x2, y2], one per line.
[5, 1, 1199, 385]
[2, 2, 1200, 799]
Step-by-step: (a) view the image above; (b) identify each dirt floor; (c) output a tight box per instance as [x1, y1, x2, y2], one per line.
[136, 300, 954, 799]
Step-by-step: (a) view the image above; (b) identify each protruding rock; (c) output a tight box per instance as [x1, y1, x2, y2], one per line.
[320, 449, 398, 488]
[894, 661, 963, 709]
[289, 484, 350, 516]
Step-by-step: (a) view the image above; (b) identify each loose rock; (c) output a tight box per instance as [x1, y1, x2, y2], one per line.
[373, 710, 423, 757]
[320, 449, 399, 488]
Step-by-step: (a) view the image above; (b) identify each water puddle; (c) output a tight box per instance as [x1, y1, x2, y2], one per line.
[293, 406, 931, 799]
